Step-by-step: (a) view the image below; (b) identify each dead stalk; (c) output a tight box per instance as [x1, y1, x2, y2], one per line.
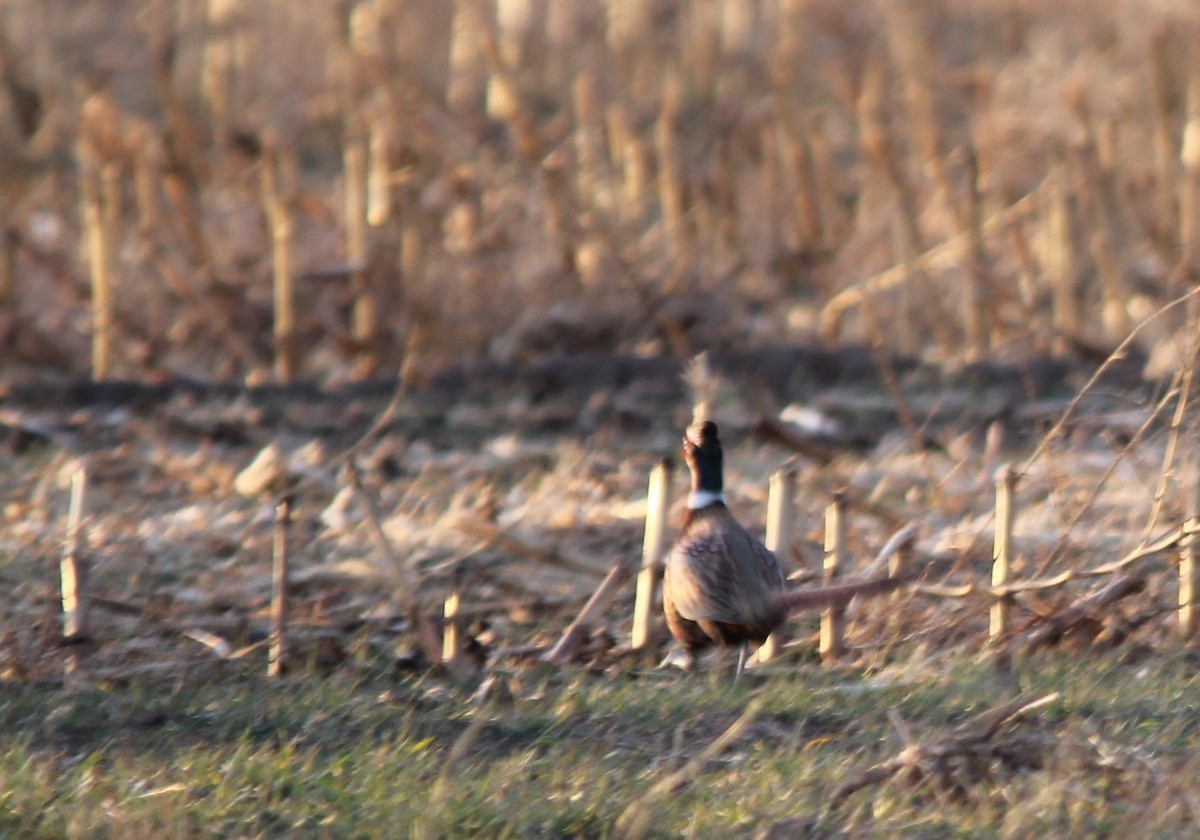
[261, 140, 298, 383]
[655, 71, 686, 269]
[774, 105, 824, 252]
[1068, 100, 1130, 338]
[1046, 163, 1080, 340]
[889, 528, 916, 610]
[960, 145, 990, 359]
[1020, 286, 1200, 474]
[1180, 50, 1200, 290]
[60, 459, 90, 641]
[821, 178, 1046, 335]
[1018, 575, 1144, 653]
[820, 490, 847, 663]
[78, 140, 114, 380]
[0, 226, 14, 332]
[367, 118, 391, 226]
[632, 459, 671, 651]
[759, 464, 795, 663]
[990, 465, 1016, 641]
[544, 561, 635, 664]
[268, 495, 292, 678]
[1033, 378, 1180, 578]
[1149, 27, 1180, 246]
[346, 465, 441, 664]
[1141, 348, 1199, 543]
[1181, 447, 1200, 639]
[344, 134, 376, 378]
[442, 587, 462, 664]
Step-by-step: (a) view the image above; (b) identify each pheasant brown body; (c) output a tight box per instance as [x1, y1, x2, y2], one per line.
[663, 420, 907, 661]
[664, 501, 786, 653]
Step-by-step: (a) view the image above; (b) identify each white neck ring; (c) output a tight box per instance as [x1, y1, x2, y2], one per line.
[687, 489, 726, 510]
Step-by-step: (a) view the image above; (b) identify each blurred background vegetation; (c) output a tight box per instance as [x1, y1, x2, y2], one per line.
[3, 0, 1198, 387]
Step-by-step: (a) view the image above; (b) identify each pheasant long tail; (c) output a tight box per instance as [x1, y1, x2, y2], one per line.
[773, 576, 909, 615]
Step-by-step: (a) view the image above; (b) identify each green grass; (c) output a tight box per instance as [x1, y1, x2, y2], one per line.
[1, 650, 1199, 838]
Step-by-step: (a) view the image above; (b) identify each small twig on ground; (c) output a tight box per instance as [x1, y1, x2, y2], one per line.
[1016, 574, 1144, 653]
[1080, 523, 1200, 577]
[330, 375, 409, 469]
[858, 523, 919, 579]
[347, 464, 442, 665]
[544, 561, 636, 664]
[828, 692, 1059, 811]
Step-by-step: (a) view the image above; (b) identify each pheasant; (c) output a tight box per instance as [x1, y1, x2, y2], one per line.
[662, 420, 907, 675]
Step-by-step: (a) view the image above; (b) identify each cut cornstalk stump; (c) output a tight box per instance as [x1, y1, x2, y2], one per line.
[78, 140, 114, 381]
[267, 495, 292, 678]
[991, 465, 1017, 641]
[632, 459, 671, 651]
[820, 490, 848, 663]
[1180, 448, 1200, 639]
[60, 460, 90, 641]
[442, 588, 462, 664]
[759, 465, 796, 663]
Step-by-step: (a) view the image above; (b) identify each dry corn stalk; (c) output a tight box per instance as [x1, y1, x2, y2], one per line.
[367, 118, 391, 226]
[632, 459, 671, 650]
[759, 465, 795, 663]
[260, 137, 298, 384]
[1180, 47, 1200, 283]
[655, 71, 687, 268]
[447, 0, 488, 112]
[887, 0, 952, 206]
[76, 137, 115, 381]
[1069, 93, 1131, 338]
[1180, 447, 1200, 639]
[990, 465, 1016, 640]
[820, 491, 847, 663]
[1045, 163, 1079, 339]
[268, 496, 291, 678]
[960, 145, 991, 359]
[60, 460, 90, 640]
[201, 0, 243, 140]
[344, 132, 376, 378]
[1149, 27, 1181, 246]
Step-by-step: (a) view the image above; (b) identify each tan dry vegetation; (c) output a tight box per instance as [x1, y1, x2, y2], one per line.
[1, 0, 1199, 380]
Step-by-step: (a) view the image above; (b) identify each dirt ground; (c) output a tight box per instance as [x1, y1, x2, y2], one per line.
[0, 338, 1186, 688]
